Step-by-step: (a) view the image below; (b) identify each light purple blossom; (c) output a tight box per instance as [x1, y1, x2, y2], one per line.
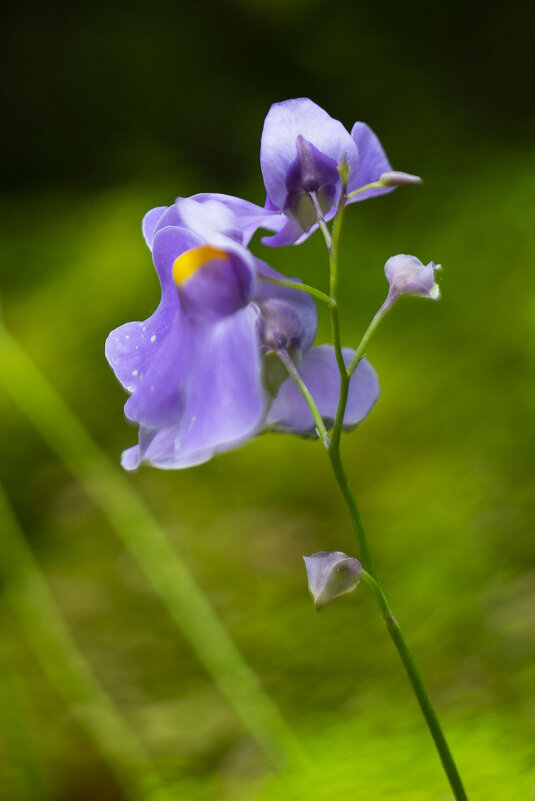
[106, 199, 380, 469]
[384, 254, 441, 302]
[256, 98, 396, 246]
[303, 551, 362, 610]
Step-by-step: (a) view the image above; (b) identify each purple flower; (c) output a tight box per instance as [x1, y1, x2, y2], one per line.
[267, 347, 379, 435]
[303, 551, 362, 609]
[106, 199, 380, 469]
[384, 254, 441, 302]
[256, 98, 396, 246]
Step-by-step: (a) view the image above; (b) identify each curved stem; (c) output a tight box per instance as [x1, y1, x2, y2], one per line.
[328, 446, 376, 577]
[308, 192, 332, 250]
[277, 349, 330, 448]
[346, 180, 383, 201]
[361, 571, 469, 800]
[315, 185, 351, 451]
[259, 274, 335, 309]
[347, 300, 390, 377]
[313, 195, 469, 800]
[329, 405, 468, 801]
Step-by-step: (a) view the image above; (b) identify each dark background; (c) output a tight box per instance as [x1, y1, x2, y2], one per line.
[0, 1, 534, 799]
[2, 0, 534, 194]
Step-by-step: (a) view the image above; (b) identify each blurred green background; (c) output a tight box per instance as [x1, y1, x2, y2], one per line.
[1, 0, 534, 798]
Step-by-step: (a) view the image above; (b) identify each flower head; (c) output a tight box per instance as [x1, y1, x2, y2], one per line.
[303, 551, 362, 610]
[256, 98, 397, 246]
[106, 199, 380, 469]
[384, 254, 441, 302]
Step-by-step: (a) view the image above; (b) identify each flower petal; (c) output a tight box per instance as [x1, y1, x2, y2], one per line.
[121, 426, 218, 471]
[142, 206, 169, 248]
[260, 216, 307, 247]
[177, 305, 265, 454]
[153, 210, 258, 302]
[261, 98, 358, 209]
[348, 122, 393, 201]
[105, 290, 179, 397]
[192, 193, 285, 245]
[121, 306, 193, 428]
[176, 196, 242, 242]
[152, 225, 203, 290]
[266, 346, 379, 434]
[122, 305, 266, 468]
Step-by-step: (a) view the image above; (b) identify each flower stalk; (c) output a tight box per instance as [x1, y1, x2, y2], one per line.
[347, 301, 390, 377]
[276, 349, 330, 448]
[360, 570, 469, 801]
[292, 192, 470, 800]
[259, 273, 335, 309]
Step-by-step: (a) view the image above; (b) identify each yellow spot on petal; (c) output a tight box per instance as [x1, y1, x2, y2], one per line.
[172, 245, 229, 285]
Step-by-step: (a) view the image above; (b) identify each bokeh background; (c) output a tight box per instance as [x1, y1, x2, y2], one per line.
[1, 0, 534, 798]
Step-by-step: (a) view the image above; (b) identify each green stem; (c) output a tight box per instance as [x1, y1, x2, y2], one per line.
[328, 447, 376, 577]
[315, 195, 469, 800]
[347, 300, 390, 377]
[315, 185, 350, 452]
[361, 571, 469, 800]
[0, 484, 168, 801]
[259, 274, 335, 309]
[308, 192, 332, 250]
[346, 180, 383, 201]
[277, 349, 330, 448]
[0, 320, 306, 771]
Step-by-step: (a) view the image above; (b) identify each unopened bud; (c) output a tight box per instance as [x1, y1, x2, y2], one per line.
[384, 254, 440, 302]
[379, 171, 422, 187]
[303, 551, 362, 610]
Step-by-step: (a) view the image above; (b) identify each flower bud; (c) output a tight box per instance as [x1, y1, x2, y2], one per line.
[379, 171, 422, 187]
[337, 155, 351, 185]
[384, 254, 440, 302]
[303, 551, 362, 610]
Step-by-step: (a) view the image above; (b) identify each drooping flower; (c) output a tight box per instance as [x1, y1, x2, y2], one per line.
[303, 551, 362, 609]
[106, 198, 380, 469]
[384, 254, 441, 303]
